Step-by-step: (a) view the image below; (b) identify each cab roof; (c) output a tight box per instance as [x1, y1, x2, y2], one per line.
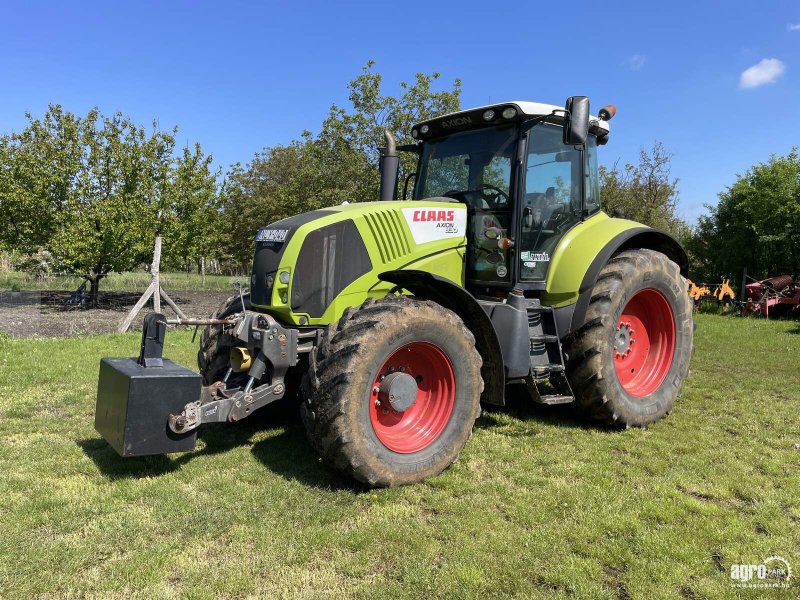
[411, 100, 611, 141]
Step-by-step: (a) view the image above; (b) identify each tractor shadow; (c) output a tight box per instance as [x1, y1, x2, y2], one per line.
[476, 382, 606, 432]
[79, 385, 599, 489]
[78, 398, 362, 492]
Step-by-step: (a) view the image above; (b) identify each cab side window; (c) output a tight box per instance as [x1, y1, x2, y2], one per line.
[584, 135, 601, 214]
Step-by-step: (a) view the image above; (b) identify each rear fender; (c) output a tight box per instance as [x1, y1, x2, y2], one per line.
[378, 270, 505, 406]
[568, 228, 688, 334]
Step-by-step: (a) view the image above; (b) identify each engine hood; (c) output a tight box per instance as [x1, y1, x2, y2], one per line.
[250, 201, 468, 324]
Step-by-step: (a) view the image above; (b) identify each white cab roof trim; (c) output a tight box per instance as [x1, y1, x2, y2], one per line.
[435, 100, 610, 134]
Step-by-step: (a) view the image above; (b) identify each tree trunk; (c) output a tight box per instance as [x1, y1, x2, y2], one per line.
[88, 272, 105, 308]
[201, 256, 206, 285]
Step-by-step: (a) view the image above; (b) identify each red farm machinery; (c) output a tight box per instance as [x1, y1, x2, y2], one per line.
[743, 275, 800, 318]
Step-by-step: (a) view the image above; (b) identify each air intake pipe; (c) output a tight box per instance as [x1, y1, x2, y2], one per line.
[378, 130, 399, 201]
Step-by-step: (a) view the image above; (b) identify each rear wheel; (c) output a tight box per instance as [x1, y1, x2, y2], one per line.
[565, 249, 693, 427]
[301, 296, 483, 487]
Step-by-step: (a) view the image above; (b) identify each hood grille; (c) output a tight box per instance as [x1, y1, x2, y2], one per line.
[363, 210, 410, 264]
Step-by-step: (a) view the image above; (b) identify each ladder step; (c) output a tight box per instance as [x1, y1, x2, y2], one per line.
[525, 305, 553, 314]
[534, 394, 574, 405]
[529, 333, 559, 343]
[531, 363, 565, 376]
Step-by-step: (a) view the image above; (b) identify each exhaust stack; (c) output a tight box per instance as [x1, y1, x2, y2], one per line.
[378, 130, 399, 201]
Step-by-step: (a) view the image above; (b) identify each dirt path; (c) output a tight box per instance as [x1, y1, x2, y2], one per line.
[0, 290, 232, 337]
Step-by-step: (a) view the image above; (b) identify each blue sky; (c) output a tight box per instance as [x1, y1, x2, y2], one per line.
[1, 1, 798, 222]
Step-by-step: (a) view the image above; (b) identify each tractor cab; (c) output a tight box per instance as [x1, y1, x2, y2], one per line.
[406, 99, 612, 293]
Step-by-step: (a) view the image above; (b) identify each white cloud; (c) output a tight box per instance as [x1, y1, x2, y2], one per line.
[625, 54, 646, 70]
[788, 23, 800, 31]
[739, 58, 786, 89]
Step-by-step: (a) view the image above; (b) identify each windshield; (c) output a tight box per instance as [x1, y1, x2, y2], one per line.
[414, 125, 518, 285]
[414, 126, 517, 205]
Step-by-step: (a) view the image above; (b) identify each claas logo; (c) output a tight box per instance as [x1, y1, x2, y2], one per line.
[413, 210, 456, 222]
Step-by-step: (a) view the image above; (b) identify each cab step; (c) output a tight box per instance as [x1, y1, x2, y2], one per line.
[532, 363, 564, 376]
[536, 394, 574, 405]
[530, 333, 559, 344]
[525, 297, 575, 405]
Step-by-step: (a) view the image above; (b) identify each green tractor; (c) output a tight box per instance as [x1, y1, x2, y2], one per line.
[95, 97, 693, 487]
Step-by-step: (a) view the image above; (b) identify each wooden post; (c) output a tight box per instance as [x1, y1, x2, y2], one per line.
[152, 236, 161, 314]
[118, 235, 191, 332]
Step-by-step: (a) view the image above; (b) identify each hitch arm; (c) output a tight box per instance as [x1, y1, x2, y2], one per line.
[168, 378, 287, 434]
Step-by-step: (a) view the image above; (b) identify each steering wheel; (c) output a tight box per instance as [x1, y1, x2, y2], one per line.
[476, 184, 509, 209]
[444, 185, 509, 209]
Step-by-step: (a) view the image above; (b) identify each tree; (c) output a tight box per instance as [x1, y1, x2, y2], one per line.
[161, 143, 222, 272]
[689, 149, 800, 282]
[307, 61, 462, 205]
[0, 105, 86, 253]
[0, 105, 219, 306]
[220, 142, 314, 271]
[221, 62, 462, 267]
[599, 142, 688, 239]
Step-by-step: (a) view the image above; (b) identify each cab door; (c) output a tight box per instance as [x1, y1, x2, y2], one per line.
[518, 124, 585, 283]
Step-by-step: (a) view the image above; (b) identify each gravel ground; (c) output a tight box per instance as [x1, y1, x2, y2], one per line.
[0, 290, 232, 337]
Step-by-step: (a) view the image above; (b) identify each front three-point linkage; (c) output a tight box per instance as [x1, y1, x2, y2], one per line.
[168, 313, 300, 434]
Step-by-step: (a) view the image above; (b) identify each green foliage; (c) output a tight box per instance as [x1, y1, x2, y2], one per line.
[221, 142, 315, 269]
[16, 248, 53, 279]
[161, 144, 223, 268]
[0, 105, 220, 304]
[221, 62, 462, 266]
[599, 141, 688, 239]
[689, 149, 800, 282]
[308, 61, 462, 204]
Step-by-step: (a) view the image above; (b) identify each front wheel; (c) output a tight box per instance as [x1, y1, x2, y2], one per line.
[300, 296, 483, 487]
[197, 293, 250, 385]
[565, 249, 693, 427]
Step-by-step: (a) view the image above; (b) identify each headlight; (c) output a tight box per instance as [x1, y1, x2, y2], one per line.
[482, 109, 496, 121]
[279, 271, 290, 284]
[502, 107, 517, 119]
[420, 124, 430, 134]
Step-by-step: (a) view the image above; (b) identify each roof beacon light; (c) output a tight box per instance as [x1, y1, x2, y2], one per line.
[501, 107, 517, 119]
[598, 105, 617, 121]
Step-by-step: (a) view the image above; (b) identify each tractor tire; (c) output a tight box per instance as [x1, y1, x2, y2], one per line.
[564, 249, 693, 427]
[197, 293, 250, 385]
[300, 296, 483, 487]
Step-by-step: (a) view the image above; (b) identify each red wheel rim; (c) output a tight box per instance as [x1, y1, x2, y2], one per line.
[614, 288, 676, 398]
[370, 342, 455, 454]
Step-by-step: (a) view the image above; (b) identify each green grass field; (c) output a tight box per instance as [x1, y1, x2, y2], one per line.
[0, 314, 798, 599]
[0, 271, 241, 292]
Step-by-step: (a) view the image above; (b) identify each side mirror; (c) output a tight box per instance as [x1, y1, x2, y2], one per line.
[563, 96, 589, 146]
